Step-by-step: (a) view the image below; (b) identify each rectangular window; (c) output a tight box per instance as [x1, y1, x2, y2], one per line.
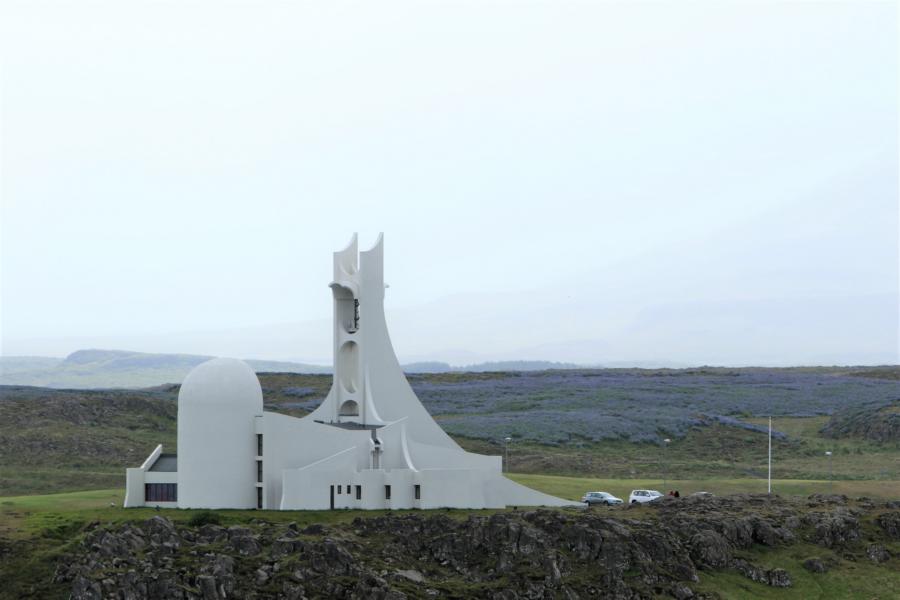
[257, 487, 263, 509]
[256, 460, 263, 483]
[355, 485, 361, 500]
[257, 434, 263, 456]
[414, 484, 421, 500]
[385, 485, 391, 500]
[144, 483, 177, 502]
[337, 485, 342, 494]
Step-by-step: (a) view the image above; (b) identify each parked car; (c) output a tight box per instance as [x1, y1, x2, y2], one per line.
[581, 491, 623, 506]
[690, 491, 714, 498]
[628, 489, 663, 504]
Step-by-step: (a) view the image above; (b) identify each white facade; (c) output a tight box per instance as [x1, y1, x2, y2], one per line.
[125, 234, 574, 510]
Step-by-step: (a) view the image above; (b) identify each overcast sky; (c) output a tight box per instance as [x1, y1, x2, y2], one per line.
[1, 1, 897, 366]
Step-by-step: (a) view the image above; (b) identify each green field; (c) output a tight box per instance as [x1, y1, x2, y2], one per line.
[3, 474, 898, 540]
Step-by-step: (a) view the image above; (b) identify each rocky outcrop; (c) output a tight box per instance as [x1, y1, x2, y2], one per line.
[821, 400, 900, 443]
[53, 495, 900, 600]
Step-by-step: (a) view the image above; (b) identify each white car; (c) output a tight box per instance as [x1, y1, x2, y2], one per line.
[628, 489, 663, 504]
[581, 491, 623, 506]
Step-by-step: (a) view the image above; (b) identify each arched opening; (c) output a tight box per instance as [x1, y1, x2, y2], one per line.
[339, 400, 359, 416]
[338, 341, 359, 393]
[332, 285, 359, 334]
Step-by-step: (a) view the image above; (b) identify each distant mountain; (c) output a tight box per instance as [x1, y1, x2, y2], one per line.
[0, 349, 584, 389]
[0, 349, 330, 389]
[402, 361, 454, 373]
[455, 360, 581, 372]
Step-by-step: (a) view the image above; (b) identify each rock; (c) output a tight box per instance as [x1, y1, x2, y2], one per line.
[689, 530, 732, 569]
[303, 523, 325, 535]
[197, 574, 222, 600]
[732, 559, 792, 587]
[71, 575, 102, 600]
[804, 509, 860, 548]
[229, 534, 261, 556]
[802, 558, 828, 573]
[867, 543, 891, 563]
[395, 569, 425, 583]
[876, 511, 900, 539]
[58, 495, 900, 600]
[767, 568, 792, 587]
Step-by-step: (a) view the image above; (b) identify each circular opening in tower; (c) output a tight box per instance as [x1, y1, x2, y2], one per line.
[339, 400, 359, 416]
[338, 341, 359, 393]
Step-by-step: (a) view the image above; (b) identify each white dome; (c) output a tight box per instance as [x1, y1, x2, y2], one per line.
[178, 357, 263, 410]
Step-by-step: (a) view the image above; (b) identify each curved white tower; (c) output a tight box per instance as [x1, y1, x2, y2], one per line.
[176, 358, 263, 508]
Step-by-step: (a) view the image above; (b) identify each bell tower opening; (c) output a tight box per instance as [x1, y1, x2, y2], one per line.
[339, 400, 359, 416]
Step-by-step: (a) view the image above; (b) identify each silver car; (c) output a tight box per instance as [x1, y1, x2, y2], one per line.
[581, 491, 623, 506]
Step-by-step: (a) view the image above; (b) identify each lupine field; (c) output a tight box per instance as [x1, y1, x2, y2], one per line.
[275, 368, 900, 446]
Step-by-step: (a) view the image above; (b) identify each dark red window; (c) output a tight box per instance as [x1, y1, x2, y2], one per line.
[145, 483, 177, 502]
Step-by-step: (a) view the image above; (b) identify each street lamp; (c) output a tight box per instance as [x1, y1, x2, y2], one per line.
[825, 451, 833, 493]
[663, 438, 671, 489]
[504, 437, 512, 473]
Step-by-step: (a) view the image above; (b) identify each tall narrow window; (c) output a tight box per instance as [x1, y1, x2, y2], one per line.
[414, 484, 421, 500]
[355, 485, 361, 500]
[257, 487, 263, 509]
[256, 460, 263, 483]
[385, 485, 391, 500]
[257, 434, 263, 456]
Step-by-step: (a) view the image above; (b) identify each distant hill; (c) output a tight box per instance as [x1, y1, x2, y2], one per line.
[0, 350, 583, 388]
[0, 349, 330, 389]
[402, 360, 581, 373]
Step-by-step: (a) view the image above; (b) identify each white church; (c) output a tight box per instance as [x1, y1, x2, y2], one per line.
[125, 234, 573, 510]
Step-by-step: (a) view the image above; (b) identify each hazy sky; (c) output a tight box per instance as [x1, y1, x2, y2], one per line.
[1, 1, 897, 366]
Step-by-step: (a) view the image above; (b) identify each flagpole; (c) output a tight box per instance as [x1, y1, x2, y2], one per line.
[768, 416, 772, 494]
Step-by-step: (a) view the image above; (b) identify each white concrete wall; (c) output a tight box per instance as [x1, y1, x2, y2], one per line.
[124, 445, 178, 508]
[261, 411, 369, 510]
[177, 359, 262, 509]
[124, 467, 145, 508]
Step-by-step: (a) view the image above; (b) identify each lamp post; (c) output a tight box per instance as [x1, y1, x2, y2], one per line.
[825, 451, 833, 493]
[504, 437, 512, 473]
[663, 438, 671, 489]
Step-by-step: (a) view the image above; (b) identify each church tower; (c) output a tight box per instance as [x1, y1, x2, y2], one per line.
[328, 233, 386, 426]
